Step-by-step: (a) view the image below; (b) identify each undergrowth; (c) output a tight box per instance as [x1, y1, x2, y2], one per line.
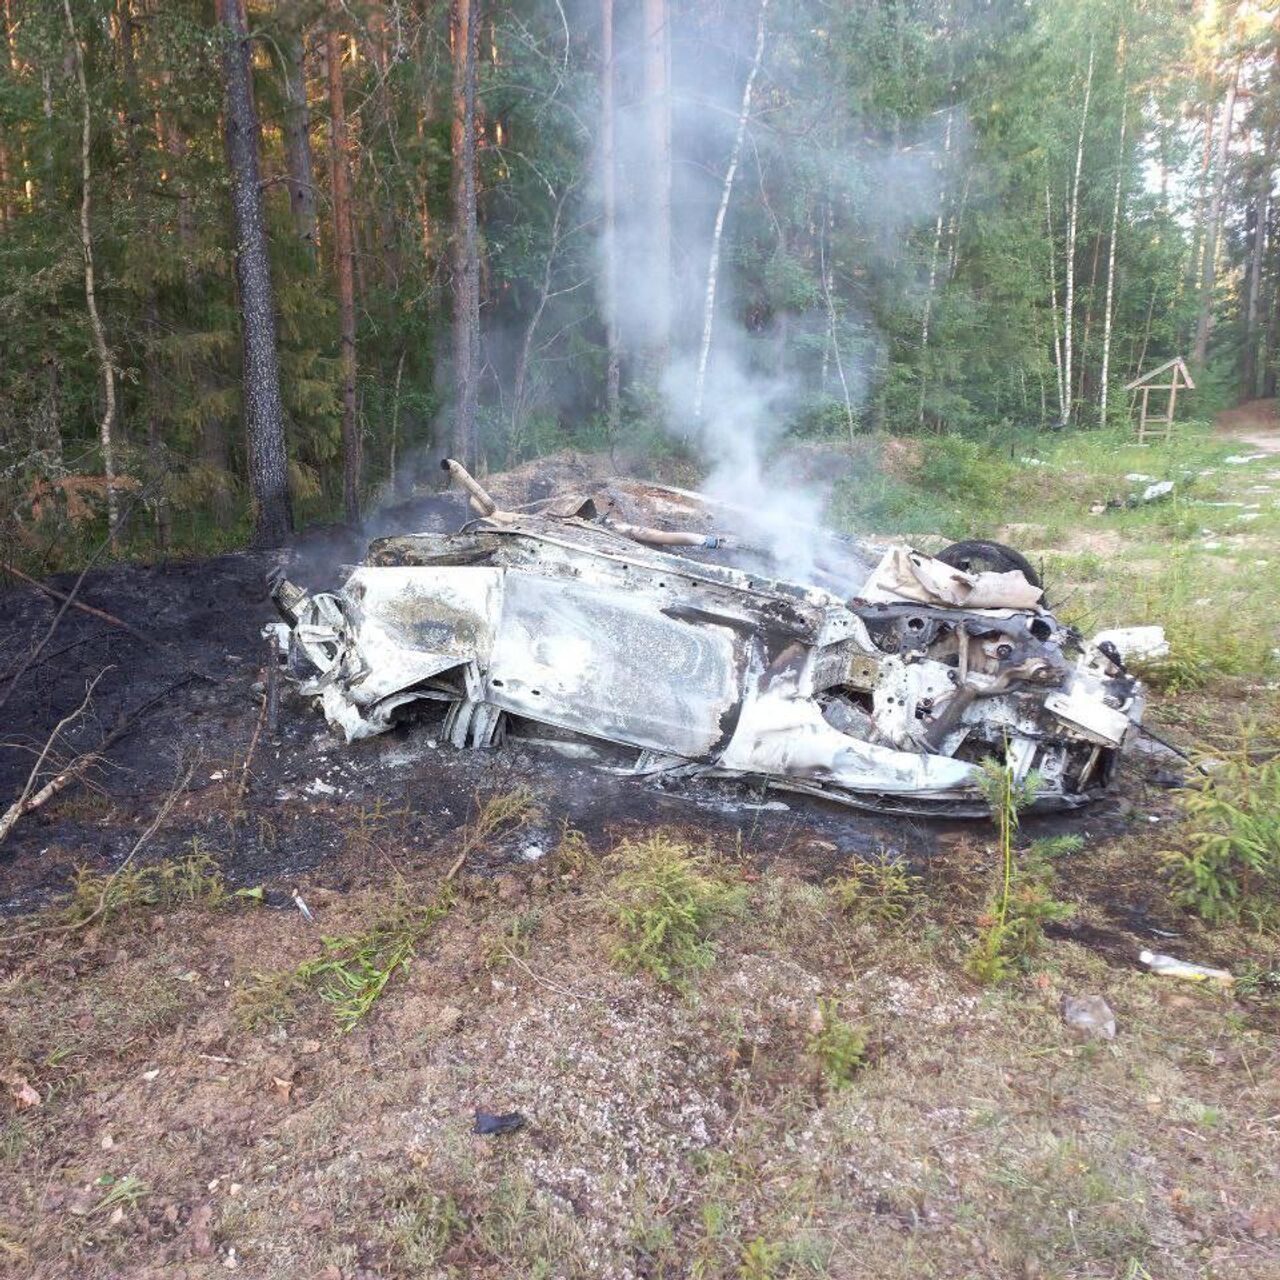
[607, 833, 746, 990]
[807, 997, 869, 1091]
[1162, 732, 1280, 927]
[61, 843, 260, 926]
[965, 760, 1073, 983]
[828, 856, 920, 926]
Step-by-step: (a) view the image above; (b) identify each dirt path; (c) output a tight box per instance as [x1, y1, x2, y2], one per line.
[1216, 396, 1280, 454]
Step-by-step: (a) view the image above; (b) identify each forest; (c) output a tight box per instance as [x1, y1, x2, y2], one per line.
[0, 0, 1276, 547]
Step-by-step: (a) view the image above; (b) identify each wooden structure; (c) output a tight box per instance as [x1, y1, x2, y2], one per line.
[1126, 357, 1194, 444]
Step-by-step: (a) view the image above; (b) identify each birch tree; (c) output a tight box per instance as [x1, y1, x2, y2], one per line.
[1099, 47, 1128, 426]
[1061, 36, 1094, 428]
[693, 0, 768, 419]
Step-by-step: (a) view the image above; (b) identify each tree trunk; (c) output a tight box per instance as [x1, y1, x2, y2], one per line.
[1242, 139, 1271, 401]
[600, 0, 620, 432]
[450, 0, 480, 468]
[281, 21, 318, 260]
[1099, 71, 1128, 427]
[326, 14, 360, 523]
[1062, 37, 1094, 428]
[1045, 182, 1065, 422]
[509, 186, 569, 462]
[693, 0, 767, 419]
[918, 106, 954, 425]
[63, 0, 119, 541]
[641, 0, 671, 376]
[216, 0, 293, 546]
[1078, 231, 1102, 406]
[1193, 59, 1240, 367]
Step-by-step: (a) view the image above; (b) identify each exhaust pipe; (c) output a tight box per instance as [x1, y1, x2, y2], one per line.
[441, 458, 498, 516]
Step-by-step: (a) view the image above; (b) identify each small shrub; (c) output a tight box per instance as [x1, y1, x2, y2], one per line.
[1131, 627, 1213, 693]
[62, 845, 239, 925]
[965, 758, 1070, 983]
[608, 834, 746, 989]
[828, 856, 919, 926]
[807, 997, 868, 1091]
[1162, 738, 1280, 926]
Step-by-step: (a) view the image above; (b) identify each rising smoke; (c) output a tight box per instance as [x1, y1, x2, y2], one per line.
[601, 0, 964, 588]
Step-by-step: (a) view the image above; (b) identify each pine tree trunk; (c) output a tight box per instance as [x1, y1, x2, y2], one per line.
[326, 15, 360, 523]
[281, 21, 318, 260]
[1099, 75, 1128, 426]
[1062, 37, 1094, 428]
[600, 0, 620, 432]
[63, 0, 119, 541]
[1241, 139, 1271, 401]
[216, 0, 293, 546]
[1194, 59, 1240, 367]
[642, 0, 671, 377]
[694, 0, 767, 419]
[450, 0, 480, 468]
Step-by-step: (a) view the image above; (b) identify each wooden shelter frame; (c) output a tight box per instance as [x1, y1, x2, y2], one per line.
[1125, 357, 1194, 444]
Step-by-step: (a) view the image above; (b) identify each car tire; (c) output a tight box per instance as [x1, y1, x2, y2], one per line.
[937, 539, 1043, 589]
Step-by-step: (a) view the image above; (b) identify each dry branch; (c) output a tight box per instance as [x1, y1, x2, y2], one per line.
[0, 670, 106, 845]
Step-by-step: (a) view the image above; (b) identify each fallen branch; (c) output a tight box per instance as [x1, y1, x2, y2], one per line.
[0, 670, 107, 845]
[0, 673, 193, 847]
[0, 762, 193, 946]
[0, 560, 160, 653]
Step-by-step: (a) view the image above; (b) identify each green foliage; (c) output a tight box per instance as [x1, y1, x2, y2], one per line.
[608, 834, 747, 990]
[62, 845, 245, 925]
[1162, 736, 1280, 927]
[828, 857, 920, 926]
[297, 890, 454, 1033]
[807, 998, 869, 1091]
[966, 759, 1072, 983]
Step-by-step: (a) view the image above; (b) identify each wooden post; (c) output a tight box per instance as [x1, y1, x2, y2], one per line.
[1140, 386, 1150, 443]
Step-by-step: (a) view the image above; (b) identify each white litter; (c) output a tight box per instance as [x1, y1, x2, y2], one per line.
[305, 778, 338, 797]
[1092, 625, 1169, 662]
[1139, 480, 1174, 502]
[1225, 453, 1267, 465]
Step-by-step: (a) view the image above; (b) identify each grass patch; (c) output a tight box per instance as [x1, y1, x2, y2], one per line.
[607, 833, 747, 990]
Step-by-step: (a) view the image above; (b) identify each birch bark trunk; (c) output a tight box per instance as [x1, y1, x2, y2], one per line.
[1062, 38, 1094, 428]
[1099, 70, 1128, 426]
[918, 106, 954, 425]
[1045, 183, 1065, 421]
[642, 0, 671, 375]
[600, 0, 620, 431]
[693, 0, 767, 419]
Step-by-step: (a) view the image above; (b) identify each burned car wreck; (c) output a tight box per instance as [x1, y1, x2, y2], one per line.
[269, 461, 1150, 817]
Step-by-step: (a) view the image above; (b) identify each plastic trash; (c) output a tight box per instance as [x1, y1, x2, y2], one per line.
[1092, 626, 1169, 663]
[292, 891, 314, 923]
[1139, 949, 1234, 985]
[474, 1110, 525, 1136]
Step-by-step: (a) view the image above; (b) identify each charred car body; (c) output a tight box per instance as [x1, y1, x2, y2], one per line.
[269, 461, 1149, 816]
